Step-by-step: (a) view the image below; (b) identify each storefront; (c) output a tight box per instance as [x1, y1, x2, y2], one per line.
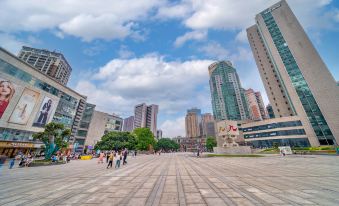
[0, 141, 36, 158]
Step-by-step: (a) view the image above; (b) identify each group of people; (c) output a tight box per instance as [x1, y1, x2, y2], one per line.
[97, 149, 129, 169]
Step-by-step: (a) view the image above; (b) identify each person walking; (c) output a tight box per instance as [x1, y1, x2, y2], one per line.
[115, 151, 121, 169]
[123, 148, 128, 165]
[106, 151, 110, 163]
[98, 152, 104, 164]
[106, 152, 114, 169]
[9, 158, 15, 169]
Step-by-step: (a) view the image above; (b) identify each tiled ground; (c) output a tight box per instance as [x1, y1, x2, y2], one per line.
[0, 153, 339, 206]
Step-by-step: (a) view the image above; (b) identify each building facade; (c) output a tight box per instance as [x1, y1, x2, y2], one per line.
[242, 116, 310, 148]
[84, 111, 108, 149]
[245, 89, 268, 121]
[74, 103, 96, 152]
[105, 114, 123, 133]
[134, 103, 158, 136]
[18, 46, 72, 85]
[266, 104, 275, 119]
[123, 116, 134, 132]
[208, 61, 249, 121]
[201, 113, 216, 137]
[156, 130, 163, 140]
[247, 0, 339, 146]
[0, 47, 86, 157]
[185, 108, 201, 138]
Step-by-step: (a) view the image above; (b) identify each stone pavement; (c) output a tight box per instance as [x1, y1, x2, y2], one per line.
[1, 153, 339, 206]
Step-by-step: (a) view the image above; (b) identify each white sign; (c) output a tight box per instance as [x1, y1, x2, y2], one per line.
[217, 120, 239, 136]
[279, 146, 292, 155]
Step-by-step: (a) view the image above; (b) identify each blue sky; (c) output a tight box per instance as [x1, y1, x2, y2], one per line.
[0, 0, 338, 137]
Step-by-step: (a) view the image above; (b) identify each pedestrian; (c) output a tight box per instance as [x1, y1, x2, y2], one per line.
[106, 152, 114, 169]
[9, 158, 15, 169]
[98, 152, 104, 164]
[106, 151, 110, 163]
[135, 150, 137, 157]
[123, 148, 128, 165]
[115, 151, 121, 169]
[197, 149, 200, 157]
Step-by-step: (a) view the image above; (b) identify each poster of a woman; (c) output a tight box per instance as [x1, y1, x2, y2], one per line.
[0, 78, 16, 119]
[9, 88, 40, 125]
[33, 96, 54, 127]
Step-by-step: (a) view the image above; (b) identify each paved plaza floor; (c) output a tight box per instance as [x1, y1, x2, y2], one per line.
[1, 153, 339, 206]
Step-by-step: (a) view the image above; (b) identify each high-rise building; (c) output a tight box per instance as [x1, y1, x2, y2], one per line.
[156, 130, 163, 140]
[245, 89, 269, 121]
[185, 109, 201, 138]
[201, 113, 216, 137]
[208, 61, 249, 121]
[133, 103, 158, 136]
[266, 104, 275, 119]
[123, 116, 134, 132]
[247, 0, 339, 145]
[245, 89, 262, 121]
[255, 91, 269, 120]
[146, 104, 159, 136]
[18, 46, 72, 85]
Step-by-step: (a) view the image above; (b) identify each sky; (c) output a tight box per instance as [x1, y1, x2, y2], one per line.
[1, 0, 338, 138]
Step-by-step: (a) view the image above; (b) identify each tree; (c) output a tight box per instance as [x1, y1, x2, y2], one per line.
[133, 128, 156, 151]
[206, 136, 217, 152]
[156, 138, 179, 152]
[94, 131, 136, 151]
[32, 122, 71, 160]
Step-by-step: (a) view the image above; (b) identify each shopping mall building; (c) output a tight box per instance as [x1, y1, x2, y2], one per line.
[0, 47, 89, 157]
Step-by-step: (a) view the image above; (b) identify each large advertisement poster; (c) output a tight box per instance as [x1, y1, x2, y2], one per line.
[9, 88, 40, 125]
[32, 96, 54, 127]
[0, 78, 16, 119]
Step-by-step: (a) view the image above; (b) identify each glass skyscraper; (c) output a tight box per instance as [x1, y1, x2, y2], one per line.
[208, 61, 249, 121]
[247, 0, 339, 146]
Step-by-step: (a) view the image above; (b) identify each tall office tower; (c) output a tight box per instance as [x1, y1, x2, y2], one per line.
[255, 91, 269, 119]
[245, 89, 262, 121]
[123, 116, 135, 132]
[18, 46, 72, 85]
[202, 113, 216, 137]
[245, 89, 269, 121]
[185, 110, 201, 138]
[146, 104, 159, 136]
[134, 103, 158, 136]
[247, 0, 339, 145]
[156, 130, 163, 140]
[208, 61, 249, 121]
[266, 104, 275, 119]
[134, 103, 147, 129]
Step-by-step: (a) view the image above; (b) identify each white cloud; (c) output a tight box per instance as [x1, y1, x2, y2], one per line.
[199, 42, 229, 60]
[0, 33, 27, 54]
[118, 46, 135, 59]
[174, 30, 207, 47]
[75, 54, 214, 135]
[0, 0, 165, 41]
[235, 29, 248, 43]
[160, 117, 185, 137]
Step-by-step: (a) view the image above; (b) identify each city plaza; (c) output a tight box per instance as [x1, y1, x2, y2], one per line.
[1, 153, 339, 206]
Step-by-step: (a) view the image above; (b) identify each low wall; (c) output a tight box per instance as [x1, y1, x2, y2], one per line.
[213, 146, 252, 154]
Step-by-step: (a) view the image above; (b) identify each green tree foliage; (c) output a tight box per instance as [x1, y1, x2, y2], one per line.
[32, 122, 71, 160]
[206, 136, 217, 152]
[156, 138, 179, 152]
[94, 131, 136, 151]
[133, 128, 156, 151]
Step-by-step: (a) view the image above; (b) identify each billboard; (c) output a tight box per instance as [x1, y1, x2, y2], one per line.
[9, 88, 40, 125]
[217, 120, 239, 136]
[32, 96, 54, 127]
[0, 78, 17, 119]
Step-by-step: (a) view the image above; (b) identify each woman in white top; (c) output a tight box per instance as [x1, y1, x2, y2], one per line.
[115, 151, 121, 168]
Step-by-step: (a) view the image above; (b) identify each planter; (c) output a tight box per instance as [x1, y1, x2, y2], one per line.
[28, 160, 66, 167]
